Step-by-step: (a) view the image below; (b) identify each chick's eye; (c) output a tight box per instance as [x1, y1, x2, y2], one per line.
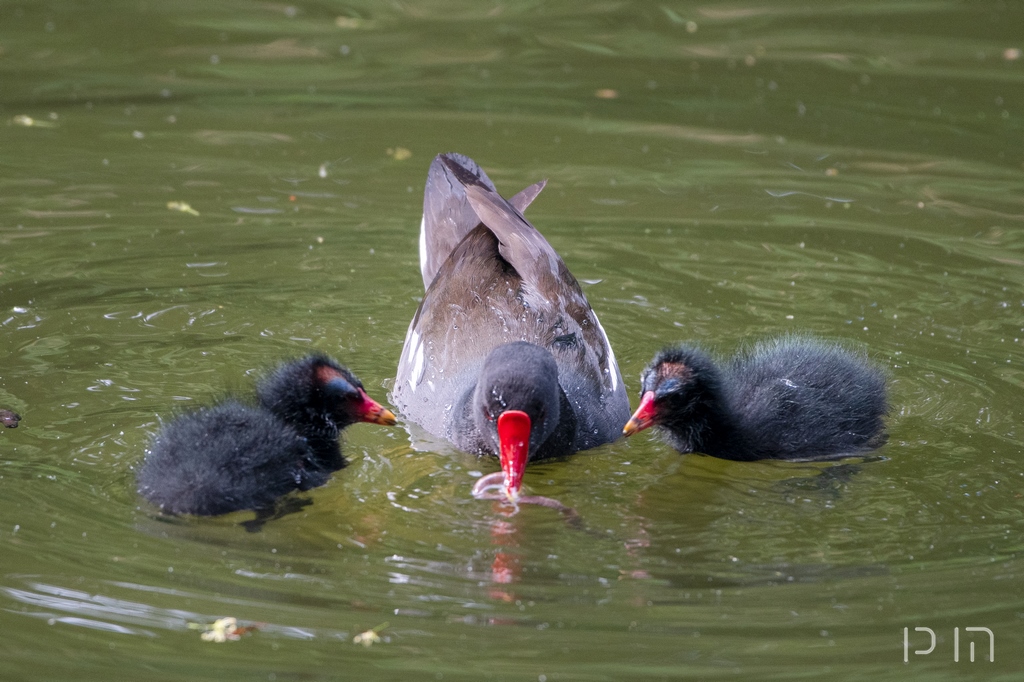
[325, 377, 357, 400]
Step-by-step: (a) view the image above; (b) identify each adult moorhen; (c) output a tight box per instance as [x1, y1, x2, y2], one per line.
[623, 337, 888, 460]
[393, 153, 630, 499]
[138, 353, 396, 516]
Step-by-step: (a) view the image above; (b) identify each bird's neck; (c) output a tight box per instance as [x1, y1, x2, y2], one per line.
[665, 377, 741, 458]
[283, 410, 345, 471]
[532, 388, 577, 460]
[451, 385, 491, 454]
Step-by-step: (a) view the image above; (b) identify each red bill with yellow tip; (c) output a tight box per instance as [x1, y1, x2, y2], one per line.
[622, 391, 658, 436]
[355, 389, 397, 426]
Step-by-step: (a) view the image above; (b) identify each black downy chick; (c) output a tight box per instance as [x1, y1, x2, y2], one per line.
[624, 337, 887, 461]
[137, 354, 395, 516]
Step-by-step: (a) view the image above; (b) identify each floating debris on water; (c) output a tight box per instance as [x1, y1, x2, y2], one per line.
[336, 16, 373, 29]
[189, 617, 259, 642]
[353, 622, 389, 647]
[387, 147, 412, 161]
[1, 410, 20, 428]
[167, 201, 200, 216]
[11, 115, 57, 128]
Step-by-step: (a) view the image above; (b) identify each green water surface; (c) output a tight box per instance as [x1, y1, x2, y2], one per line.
[1, 1, 1023, 680]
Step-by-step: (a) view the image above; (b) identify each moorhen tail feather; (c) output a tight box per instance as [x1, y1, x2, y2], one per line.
[419, 152, 545, 289]
[626, 337, 888, 461]
[137, 354, 395, 516]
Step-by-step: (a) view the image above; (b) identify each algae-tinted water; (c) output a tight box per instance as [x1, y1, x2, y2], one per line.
[1, 2, 1023, 679]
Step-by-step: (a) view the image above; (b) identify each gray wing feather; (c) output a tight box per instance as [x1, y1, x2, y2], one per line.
[419, 154, 546, 289]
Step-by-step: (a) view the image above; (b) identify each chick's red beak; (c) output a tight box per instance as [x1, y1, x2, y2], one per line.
[497, 410, 531, 499]
[355, 389, 397, 426]
[623, 391, 659, 436]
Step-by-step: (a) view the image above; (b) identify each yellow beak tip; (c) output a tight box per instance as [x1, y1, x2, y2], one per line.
[373, 408, 398, 426]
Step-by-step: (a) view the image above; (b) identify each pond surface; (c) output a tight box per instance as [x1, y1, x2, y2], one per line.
[2, 1, 1023, 679]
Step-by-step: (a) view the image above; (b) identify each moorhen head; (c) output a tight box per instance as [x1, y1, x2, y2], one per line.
[463, 341, 563, 498]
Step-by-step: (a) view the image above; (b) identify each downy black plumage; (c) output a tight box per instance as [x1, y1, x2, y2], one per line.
[138, 354, 395, 516]
[624, 337, 888, 461]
